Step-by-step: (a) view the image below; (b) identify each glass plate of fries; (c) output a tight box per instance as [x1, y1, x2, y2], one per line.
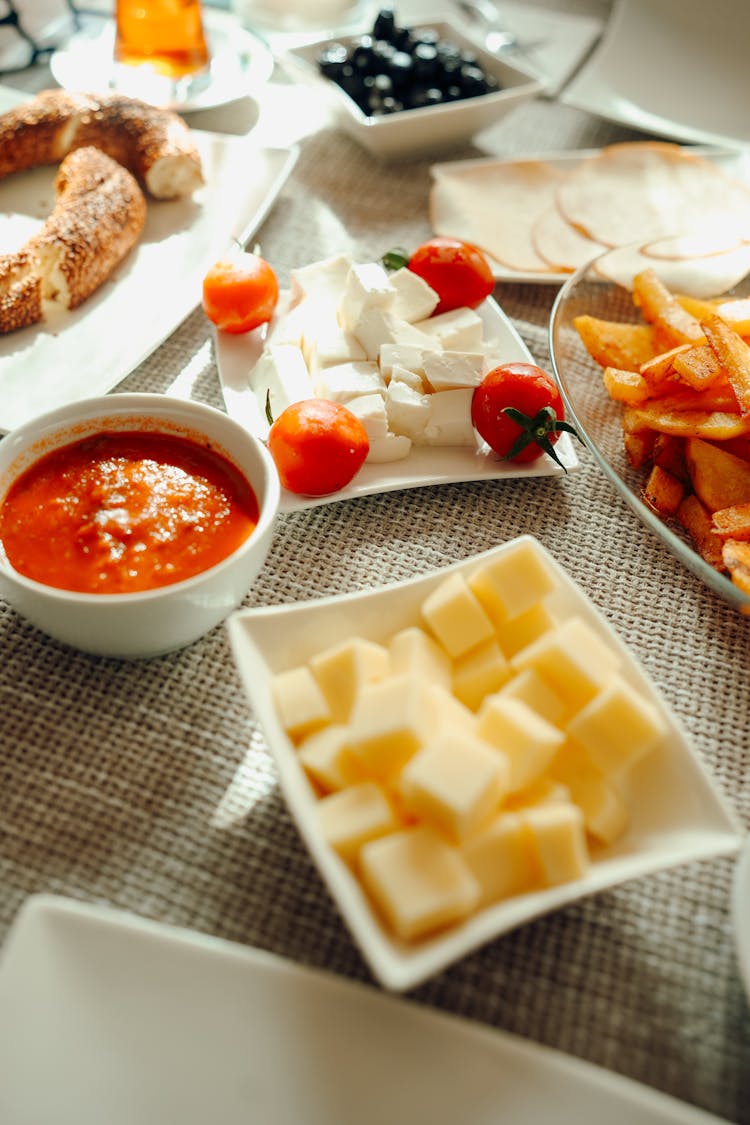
[549, 241, 750, 613]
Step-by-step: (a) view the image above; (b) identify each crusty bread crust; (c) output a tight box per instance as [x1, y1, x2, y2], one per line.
[0, 89, 203, 199]
[0, 147, 147, 333]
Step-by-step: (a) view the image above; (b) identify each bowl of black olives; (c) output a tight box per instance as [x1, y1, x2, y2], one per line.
[284, 8, 542, 158]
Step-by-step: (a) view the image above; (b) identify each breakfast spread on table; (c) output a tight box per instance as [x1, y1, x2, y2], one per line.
[0, 3, 748, 1119]
[0, 88, 203, 334]
[270, 537, 666, 942]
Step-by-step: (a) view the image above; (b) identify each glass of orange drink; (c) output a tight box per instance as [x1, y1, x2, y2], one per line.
[114, 0, 210, 81]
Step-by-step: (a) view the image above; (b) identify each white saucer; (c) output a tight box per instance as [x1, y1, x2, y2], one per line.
[49, 8, 274, 112]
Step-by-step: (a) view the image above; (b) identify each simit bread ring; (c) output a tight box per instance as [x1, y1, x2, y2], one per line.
[0, 89, 203, 200]
[0, 146, 147, 334]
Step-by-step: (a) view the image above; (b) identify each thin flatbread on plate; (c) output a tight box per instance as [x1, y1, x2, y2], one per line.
[557, 141, 750, 249]
[430, 160, 564, 273]
[531, 204, 605, 272]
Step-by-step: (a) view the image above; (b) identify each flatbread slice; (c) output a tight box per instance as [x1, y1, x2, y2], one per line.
[594, 240, 750, 299]
[531, 203, 605, 272]
[557, 141, 750, 249]
[430, 160, 565, 273]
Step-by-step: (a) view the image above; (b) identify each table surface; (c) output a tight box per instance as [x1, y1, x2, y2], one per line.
[1, 2, 749, 1122]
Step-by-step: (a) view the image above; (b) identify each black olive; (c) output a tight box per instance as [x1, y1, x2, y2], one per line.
[317, 42, 349, 79]
[372, 7, 396, 40]
[412, 42, 438, 81]
[459, 63, 489, 96]
[388, 50, 415, 90]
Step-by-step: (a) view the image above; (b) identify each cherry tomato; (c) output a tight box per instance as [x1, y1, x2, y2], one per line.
[267, 399, 370, 497]
[471, 362, 578, 469]
[407, 237, 494, 314]
[202, 251, 279, 334]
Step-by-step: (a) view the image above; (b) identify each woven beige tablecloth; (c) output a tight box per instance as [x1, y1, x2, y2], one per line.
[1, 6, 749, 1121]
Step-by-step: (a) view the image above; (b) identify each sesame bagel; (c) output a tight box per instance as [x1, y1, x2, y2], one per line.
[0, 89, 203, 199]
[0, 147, 147, 334]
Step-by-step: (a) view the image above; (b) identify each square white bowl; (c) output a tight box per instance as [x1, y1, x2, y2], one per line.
[283, 21, 543, 159]
[227, 536, 742, 991]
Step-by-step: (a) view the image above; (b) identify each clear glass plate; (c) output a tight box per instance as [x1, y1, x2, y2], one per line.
[549, 246, 750, 613]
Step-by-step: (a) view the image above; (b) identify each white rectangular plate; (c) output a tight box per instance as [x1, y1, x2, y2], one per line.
[430, 146, 750, 285]
[226, 535, 742, 992]
[0, 86, 297, 433]
[0, 894, 733, 1124]
[216, 296, 579, 512]
[561, 0, 750, 151]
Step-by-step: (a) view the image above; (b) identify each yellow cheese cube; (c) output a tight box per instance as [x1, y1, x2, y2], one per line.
[297, 724, 362, 793]
[505, 776, 572, 811]
[389, 625, 452, 688]
[521, 803, 589, 886]
[468, 540, 558, 624]
[565, 673, 667, 776]
[462, 811, 539, 906]
[510, 616, 621, 714]
[452, 638, 511, 712]
[310, 636, 390, 724]
[476, 695, 565, 793]
[494, 602, 557, 658]
[347, 674, 436, 781]
[429, 684, 477, 734]
[398, 731, 510, 842]
[359, 824, 480, 941]
[317, 781, 400, 863]
[420, 571, 495, 658]
[564, 766, 630, 846]
[272, 665, 331, 742]
[498, 667, 567, 726]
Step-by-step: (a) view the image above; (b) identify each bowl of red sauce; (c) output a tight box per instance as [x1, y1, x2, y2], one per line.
[0, 393, 280, 658]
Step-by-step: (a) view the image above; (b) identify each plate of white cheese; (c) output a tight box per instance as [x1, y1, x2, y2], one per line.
[214, 253, 579, 511]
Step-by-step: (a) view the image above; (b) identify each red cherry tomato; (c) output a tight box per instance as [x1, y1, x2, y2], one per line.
[202, 251, 279, 334]
[471, 362, 577, 469]
[407, 237, 494, 314]
[267, 399, 370, 497]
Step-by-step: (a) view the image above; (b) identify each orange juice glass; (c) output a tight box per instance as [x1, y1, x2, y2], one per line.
[115, 0, 210, 79]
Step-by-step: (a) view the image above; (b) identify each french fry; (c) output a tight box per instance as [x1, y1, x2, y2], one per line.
[722, 538, 750, 599]
[622, 405, 750, 441]
[676, 494, 725, 571]
[643, 386, 739, 414]
[684, 437, 750, 511]
[652, 433, 689, 482]
[642, 464, 685, 518]
[710, 502, 750, 541]
[632, 269, 704, 347]
[602, 367, 650, 405]
[623, 429, 656, 470]
[702, 314, 750, 416]
[639, 343, 691, 389]
[671, 344, 724, 391]
[681, 294, 750, 336]
[574, 315, 659, 369]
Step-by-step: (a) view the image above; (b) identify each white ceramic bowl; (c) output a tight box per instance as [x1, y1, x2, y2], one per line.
[0, 394, 280, 659]
[284, 20, 543, 160]
[227, 536, 741, 991]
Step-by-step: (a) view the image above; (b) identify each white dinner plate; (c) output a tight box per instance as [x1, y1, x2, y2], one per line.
[560, 0, 750, 150]
[731, 836, 750, 1003]
[0, 88, 297, 434]
[49, 8, 274, 113]
[430, 146, 750, 285]
[216, 296, 579, 512]
[227, 536, 743, 991]
[0, 894, 733, 1124]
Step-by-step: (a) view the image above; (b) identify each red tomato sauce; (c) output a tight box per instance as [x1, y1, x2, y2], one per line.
[0, 431, 260, 594]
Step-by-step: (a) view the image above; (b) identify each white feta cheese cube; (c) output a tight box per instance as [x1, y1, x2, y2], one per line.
[251, 345, 313, 421]
[338, 262, 395, 331]
[290, 254, 354, 304]
[389, 364, 426, 392]
[386, 381, 430, 442]
[379, 343, 428, 381]
[347, 393, 390, 442]
[413, 307, 484, 351]
[354, 309, 437, 361]
[306, 323, 366, 373]
[314, 361, 387, 404]
[423, 351, 486, 392]
[420, 388, 476, 446]
[366, 433, 412, 463]
[388, 267, 439, 323]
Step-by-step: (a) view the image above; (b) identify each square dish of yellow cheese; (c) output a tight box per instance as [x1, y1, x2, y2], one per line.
[227, 536, 741, 991]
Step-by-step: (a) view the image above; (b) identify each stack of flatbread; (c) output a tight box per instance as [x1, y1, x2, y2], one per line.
[430, 142, 750, 296]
